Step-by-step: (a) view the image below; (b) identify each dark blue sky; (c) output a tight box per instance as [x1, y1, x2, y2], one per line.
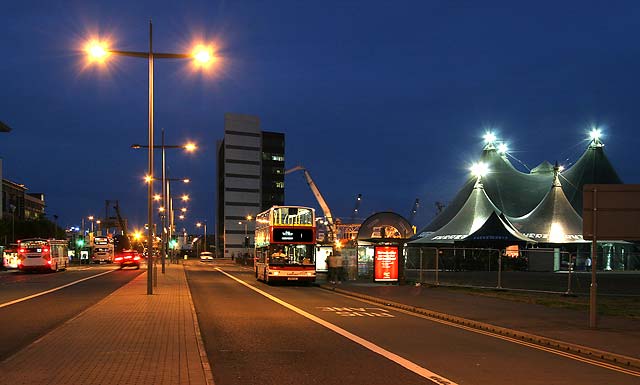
[2, 0, 640, 233]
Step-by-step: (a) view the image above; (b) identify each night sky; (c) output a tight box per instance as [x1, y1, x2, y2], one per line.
[2, 0, 640, 234]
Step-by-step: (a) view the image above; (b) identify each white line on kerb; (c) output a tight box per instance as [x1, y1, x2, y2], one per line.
[216, 268, 458, 385]
[0, 269, 116, 309]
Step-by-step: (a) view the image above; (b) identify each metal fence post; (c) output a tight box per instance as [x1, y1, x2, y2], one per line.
[419, 248, 424, 284]
[566, 252, 573, 295]
[497, 249, 502, 289]
[435, 247, 439, 286]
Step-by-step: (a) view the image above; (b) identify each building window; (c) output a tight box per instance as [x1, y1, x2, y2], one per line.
[275, 182, 284, 189]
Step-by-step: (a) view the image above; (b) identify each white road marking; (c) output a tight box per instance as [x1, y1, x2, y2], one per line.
[216, 268, 458, 385]
[330, 290, 640, 378]
[0, 269, 117, 309]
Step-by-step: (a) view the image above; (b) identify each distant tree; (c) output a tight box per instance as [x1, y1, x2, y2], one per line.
[0, 217, 66, 245]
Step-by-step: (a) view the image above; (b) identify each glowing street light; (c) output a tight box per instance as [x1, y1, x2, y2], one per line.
[181, 207, 187, 213]
[83, 21, 215, 295]
[85, 40, 110, 63]
[196, 221, 207, 252]
[153, 194, 162, 201]
[589, 127, 602, 141]
[497, 143, 508, 154]
[181, 194, 190, 202]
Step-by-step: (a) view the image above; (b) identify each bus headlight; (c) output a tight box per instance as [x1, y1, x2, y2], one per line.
[272, 271, 279, 276]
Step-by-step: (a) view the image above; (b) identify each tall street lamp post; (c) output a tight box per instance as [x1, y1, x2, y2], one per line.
[196, 221, 207, 253]
[85, 20, 214, 295]
[239, 215, 252, 261]
[133, 137, 196, 273]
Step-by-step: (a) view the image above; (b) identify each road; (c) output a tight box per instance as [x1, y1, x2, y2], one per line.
[0, 265, 143, 361]
[186, 260, 639, 385]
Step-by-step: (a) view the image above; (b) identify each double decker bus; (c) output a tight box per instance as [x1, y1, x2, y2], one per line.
[254, 206, 316, 283]
[17, 238, 69, 272]
[91, 236, 115, 264]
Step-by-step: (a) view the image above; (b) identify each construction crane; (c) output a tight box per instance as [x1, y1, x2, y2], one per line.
[113, 201, 129, 241]
[350, 194, 362, 223]
[285, 165, 336, 241]
[408, 198, 420, 225]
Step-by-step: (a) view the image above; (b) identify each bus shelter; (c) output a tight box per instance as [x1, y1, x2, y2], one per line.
[356, 212, 414, 283]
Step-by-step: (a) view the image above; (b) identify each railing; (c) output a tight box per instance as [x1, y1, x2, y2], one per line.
[404, 247, 640, 295]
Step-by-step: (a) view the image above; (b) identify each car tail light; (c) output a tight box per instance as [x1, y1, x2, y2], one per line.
[134, 256, 141, 261]
[115, 256, 123, 261]
[47, 260, 52, 265]
[43, 248, 49, 253]
[18, 248, 26, 254]
[124, 255, 132, 259]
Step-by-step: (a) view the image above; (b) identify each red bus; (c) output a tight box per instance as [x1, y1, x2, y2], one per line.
[254, 206, 316, 284]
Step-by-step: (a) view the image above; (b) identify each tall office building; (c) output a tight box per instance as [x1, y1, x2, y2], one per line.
[216, 113, 285, 258]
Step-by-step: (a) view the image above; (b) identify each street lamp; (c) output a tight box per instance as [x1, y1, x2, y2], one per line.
[85, 21, 214, 295]
[144, 175, 191, 272]
[196, 221, 207, 253]
[9, 204, 16, 243]
[133, 134, 197, 272]
[239, 215, 253, 261]
[88, 216, 95, 234]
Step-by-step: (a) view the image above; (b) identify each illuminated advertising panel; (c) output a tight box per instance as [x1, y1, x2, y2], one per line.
[374, 246, 399, 282]
[272, 228, 314, 243]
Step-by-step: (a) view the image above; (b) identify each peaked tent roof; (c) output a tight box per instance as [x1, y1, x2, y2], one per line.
[412, 178, 531, 244]
[463, 212, 534, 243]
[561, 139, 622, 215]
[420, 145, 553, 233]
[531, 161, 555, 174]
[509, 167, 586, 243]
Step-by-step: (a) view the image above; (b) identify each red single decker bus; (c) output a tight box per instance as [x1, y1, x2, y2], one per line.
[254, 206, 316, 284]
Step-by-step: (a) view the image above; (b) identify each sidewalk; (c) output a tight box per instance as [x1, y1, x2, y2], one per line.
[318, 277, 640, 367]
[0, 264, 211, 385]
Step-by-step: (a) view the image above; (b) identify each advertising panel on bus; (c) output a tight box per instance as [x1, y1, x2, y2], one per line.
[374, 245, 399, 282]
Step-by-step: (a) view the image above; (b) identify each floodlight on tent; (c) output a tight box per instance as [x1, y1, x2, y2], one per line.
[589, 127, 602, 141]
[558, 165, 565, 172]
[483, 132, 497, 144]
[549, 222, 566, 243]
[470, 162, 489, 178]
[497, 143, 508, 154]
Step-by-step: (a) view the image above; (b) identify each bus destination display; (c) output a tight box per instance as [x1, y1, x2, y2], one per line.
[272, 228, 314, 243]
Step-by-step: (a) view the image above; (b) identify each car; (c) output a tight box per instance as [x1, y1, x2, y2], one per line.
[200, 251, 214, 262]
[115, 250, 141, 269]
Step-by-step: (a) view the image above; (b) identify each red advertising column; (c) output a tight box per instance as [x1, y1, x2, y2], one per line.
[374, 245, 399, 282]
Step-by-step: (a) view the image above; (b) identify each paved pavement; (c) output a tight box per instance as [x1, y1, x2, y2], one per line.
[316, 275, 640, 367]
[0, 263, 211, 385]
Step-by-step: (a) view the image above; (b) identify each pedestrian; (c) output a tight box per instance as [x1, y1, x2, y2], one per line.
[326, 252, 336, 283]
[585, 257, 592, 271]
[334, 253, 344, 283]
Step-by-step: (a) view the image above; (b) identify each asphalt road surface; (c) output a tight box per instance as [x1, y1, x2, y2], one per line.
[0, 265, 143, 361]
[186, 260, 640, 385]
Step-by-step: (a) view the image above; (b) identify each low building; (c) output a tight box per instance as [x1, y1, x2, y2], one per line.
[2, 179, 45, 220]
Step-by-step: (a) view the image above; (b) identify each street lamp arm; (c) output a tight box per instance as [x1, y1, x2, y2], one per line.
[154, 52, 191, 59]
[132, 144, 187, 149]
[110, 50, 191, 59]
[110, 50, 149, 58]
